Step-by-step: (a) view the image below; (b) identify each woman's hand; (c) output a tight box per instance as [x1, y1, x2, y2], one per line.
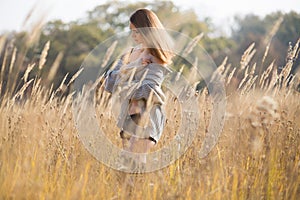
[128, 99, 145, 115]
[141, 54, 153, 66]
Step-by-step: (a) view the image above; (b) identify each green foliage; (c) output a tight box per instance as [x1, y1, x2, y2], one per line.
[230, 12, 300, 74]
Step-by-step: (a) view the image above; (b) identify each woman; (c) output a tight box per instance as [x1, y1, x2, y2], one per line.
[104, 8, 173, 168]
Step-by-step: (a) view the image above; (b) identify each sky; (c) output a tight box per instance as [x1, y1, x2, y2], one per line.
[0, 0, 299, 34]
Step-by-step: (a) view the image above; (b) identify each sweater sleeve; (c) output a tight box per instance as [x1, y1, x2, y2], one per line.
[104, 59, 123, 93]
[130, 64, 167, 104]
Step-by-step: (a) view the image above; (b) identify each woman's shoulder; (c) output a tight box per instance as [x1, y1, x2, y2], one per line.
[149, 56, 172, 67]
[147, 62, 172, 74]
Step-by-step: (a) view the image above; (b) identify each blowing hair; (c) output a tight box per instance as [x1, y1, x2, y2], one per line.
[130, 8, 174, 64]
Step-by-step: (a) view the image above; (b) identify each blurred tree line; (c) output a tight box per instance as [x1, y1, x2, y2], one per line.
[1, 0, 299, 90]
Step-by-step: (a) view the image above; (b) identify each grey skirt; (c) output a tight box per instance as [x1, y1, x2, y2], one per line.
[118, 100, 165, 143]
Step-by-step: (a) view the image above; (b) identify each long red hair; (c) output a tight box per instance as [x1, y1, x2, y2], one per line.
[130, 9, 173, 64]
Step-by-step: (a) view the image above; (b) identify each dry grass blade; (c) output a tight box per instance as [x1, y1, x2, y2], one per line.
[219, 57, 228, 75]
[286, 39, 300, 63]
[287, 75, 296, 90]
[47, 52, 64, 82]
[30, 78, 41, 97]
[295, 38, 300, 59]
[48, 83, 54, 96]
[108, 59, 121, 72]
[5, 47, 18, 96]
[262, 44, 270, 66]
[261, 16, 283, 66]
[38, 41, 50, 70]
[124, 68, 135, 85]
[55, 73, 69, 94]
[283, 74, 296, 99]
[215, 57, 227, 77]
[187, 58, 198, 83]
[238, 66, 249, 90]
[13, 79, 34, 101]
[182, 33, 204, 57]
[240, 43, 256, 70]
[211, 67, 224, 84]
[0, 35, 6, 56]
[101, 41, 118, 68]
[266, 68, 279, 92]
[280, 63, 293, 89]
[21, 3, 38, 28]
[279, 39, 300, 88]
[223, 63, 232, 78]
[145, 90, 154, 113]
[241, 75, 258, 94]
[91, 74, 105, 91]
[9, 47, 17, 75]
[61, 91, 75, 118]
[93, 74, 110, 107]
[227, 67, 236, 85]
[67, 68, 84, 87]
[259, 61, 274, 87]
[0, 47, 8, 83]
[250, 63, 256, 76]
[124, 69, 149, 98]
[175, 65, 185, 81]
[26, 18, 45, 47]
[263, 16, 284, 46]
[23, 63, 35, 82]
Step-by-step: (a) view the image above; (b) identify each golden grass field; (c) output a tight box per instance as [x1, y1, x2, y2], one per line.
[0, 27, 299, 200]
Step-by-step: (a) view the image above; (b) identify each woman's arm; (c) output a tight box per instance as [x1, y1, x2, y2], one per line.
[104, 59, 123, 93]
[104, 47, 136, 93]
[130, 64, 166, 103]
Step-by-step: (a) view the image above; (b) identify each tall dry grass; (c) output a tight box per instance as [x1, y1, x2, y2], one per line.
[0, 26, 299, 200]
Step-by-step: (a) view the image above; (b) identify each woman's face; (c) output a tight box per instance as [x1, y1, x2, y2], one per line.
[130, 22, 144, 45]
